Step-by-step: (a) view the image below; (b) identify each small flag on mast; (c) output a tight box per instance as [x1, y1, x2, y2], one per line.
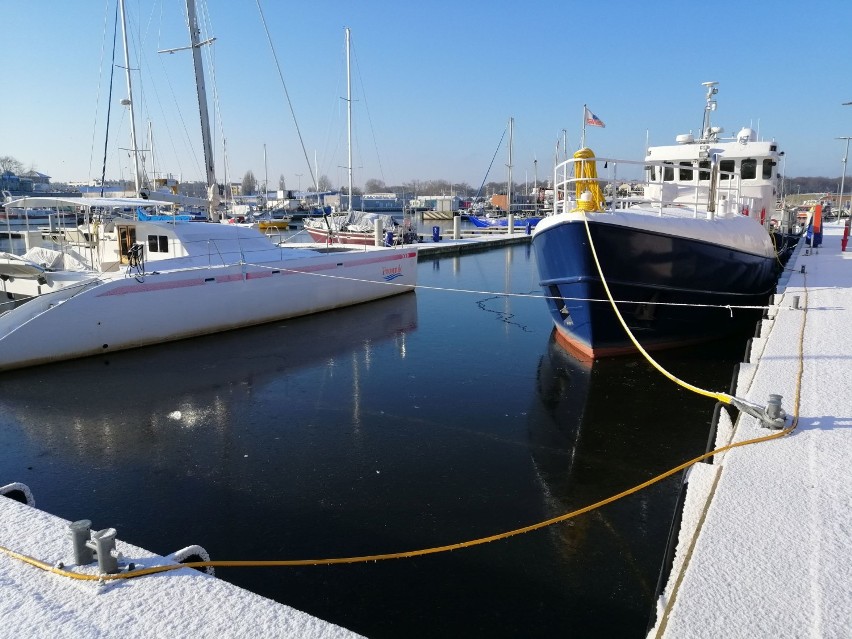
[584, 107, 605, 128]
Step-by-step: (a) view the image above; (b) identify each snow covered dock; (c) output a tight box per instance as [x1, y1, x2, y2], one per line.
[649, 221, 852, 638]
[0, 494, 360, 638]
[415, 228, 531, 258]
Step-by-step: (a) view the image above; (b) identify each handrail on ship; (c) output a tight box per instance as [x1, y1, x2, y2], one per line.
[552, 155, 751, 221]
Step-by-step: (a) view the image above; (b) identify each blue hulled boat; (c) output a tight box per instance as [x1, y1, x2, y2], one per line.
[467, 214, 542, 229]
[532, 82, 784, 360]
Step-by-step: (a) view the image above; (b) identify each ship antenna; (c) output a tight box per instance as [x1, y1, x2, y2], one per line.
[700, 81, 719, 142]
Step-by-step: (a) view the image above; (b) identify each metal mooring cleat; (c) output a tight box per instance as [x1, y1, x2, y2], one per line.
[729, 394, 789, 430]
[87, 528, 120, 574]
[763, 394, 787, 429]
[69, 520, 121, 573]
[69, 520, 94, 565]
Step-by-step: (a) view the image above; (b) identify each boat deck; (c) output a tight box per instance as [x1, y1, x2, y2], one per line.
[649, 221, 852, 638]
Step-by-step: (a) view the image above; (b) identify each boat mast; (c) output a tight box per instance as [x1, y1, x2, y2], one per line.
[148, 121, 156, 187]
[186, 0, 217, 218]
[701, 81, 719, 142]
[118, 0, 143, 195]
[314, 150, 320, 206]
[507, 117, 513, 217]
[534, 156, 538, 213]
[223, 137, 229, 205]
[345, 26, 353, 213]
[700, 81, 720, 213]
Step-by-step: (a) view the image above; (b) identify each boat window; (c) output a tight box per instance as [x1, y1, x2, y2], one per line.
[678, 162, 693, 181]
[663, 162, 674, 181]
[719, 159, 735, 180]
[741, 159, 757, 180]
[646, 165, 656, 181]
[147, 234, 169, 253]
[762, 159, 775, 179]
[698, 160, 711, 181]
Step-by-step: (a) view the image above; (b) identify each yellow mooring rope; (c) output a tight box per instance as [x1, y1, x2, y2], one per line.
[580, 210, 734, 405]
[579, 208, 804, 432]
[0, 413, 799, 582]
[2, 347, 805, 584]
[572, 147, 606, 211]
[0, 220, 806, 583]
[653, 268, 807, 638]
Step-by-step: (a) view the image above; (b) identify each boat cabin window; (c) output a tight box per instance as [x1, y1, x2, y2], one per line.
[645, 165, 656, 181]
[698, 160, 711, 181]
[678, 162, 693, 181]
[741, 159, 757, 180]
[719, 159, 735, 180]
[147, 234, 169, 253]
[663, 162, 674, 181]
[762, 159, 775, 179]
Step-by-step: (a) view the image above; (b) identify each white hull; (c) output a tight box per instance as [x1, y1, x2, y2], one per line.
[534, 207, 777, 258]
[0, 245, 417, 371]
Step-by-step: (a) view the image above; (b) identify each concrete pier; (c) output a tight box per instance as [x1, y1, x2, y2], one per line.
[0, 494, 361, 638]
[648, 222, 852, 638]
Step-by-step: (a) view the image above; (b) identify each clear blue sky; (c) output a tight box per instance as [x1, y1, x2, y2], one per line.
[4, 0, 851, 190]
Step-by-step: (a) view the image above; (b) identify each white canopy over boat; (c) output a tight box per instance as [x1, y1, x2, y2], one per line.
[3, 196, 176, 211]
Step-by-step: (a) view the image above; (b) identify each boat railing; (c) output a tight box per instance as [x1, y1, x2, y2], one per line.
[0, 276, 102, 324]
[553, 155, 750, 221]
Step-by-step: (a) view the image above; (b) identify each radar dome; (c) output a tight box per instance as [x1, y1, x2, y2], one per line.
[737, 128, 756, 143]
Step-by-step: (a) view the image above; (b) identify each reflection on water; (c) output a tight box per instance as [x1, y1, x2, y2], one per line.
[0, 245, 749, 638]
[0, 293, 417, 492]
[526, 334, 742, 618]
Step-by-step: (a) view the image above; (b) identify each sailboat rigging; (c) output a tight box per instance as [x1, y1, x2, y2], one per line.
[303, 28, 417, 246]
[466, 117, 542, 229]
[0, 4, 418, 372]
[119, 0, 143, 196]
[153, 0, 220, 219]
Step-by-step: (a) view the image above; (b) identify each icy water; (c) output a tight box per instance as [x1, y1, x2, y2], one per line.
[0, 241, 751, 638]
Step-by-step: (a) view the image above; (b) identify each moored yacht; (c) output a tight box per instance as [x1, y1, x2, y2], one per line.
[302, 28, 418, 248]
[0, 195, 416, 371]
[532, 82, 784, 359]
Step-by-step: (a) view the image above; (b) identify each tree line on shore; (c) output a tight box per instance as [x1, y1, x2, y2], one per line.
[219, 168, 852, 200]
[3, 154, 848, 200]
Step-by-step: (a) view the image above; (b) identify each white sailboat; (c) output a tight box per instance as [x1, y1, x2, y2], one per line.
[303, 28, 417, 247]
[0, 3, 417, 372]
